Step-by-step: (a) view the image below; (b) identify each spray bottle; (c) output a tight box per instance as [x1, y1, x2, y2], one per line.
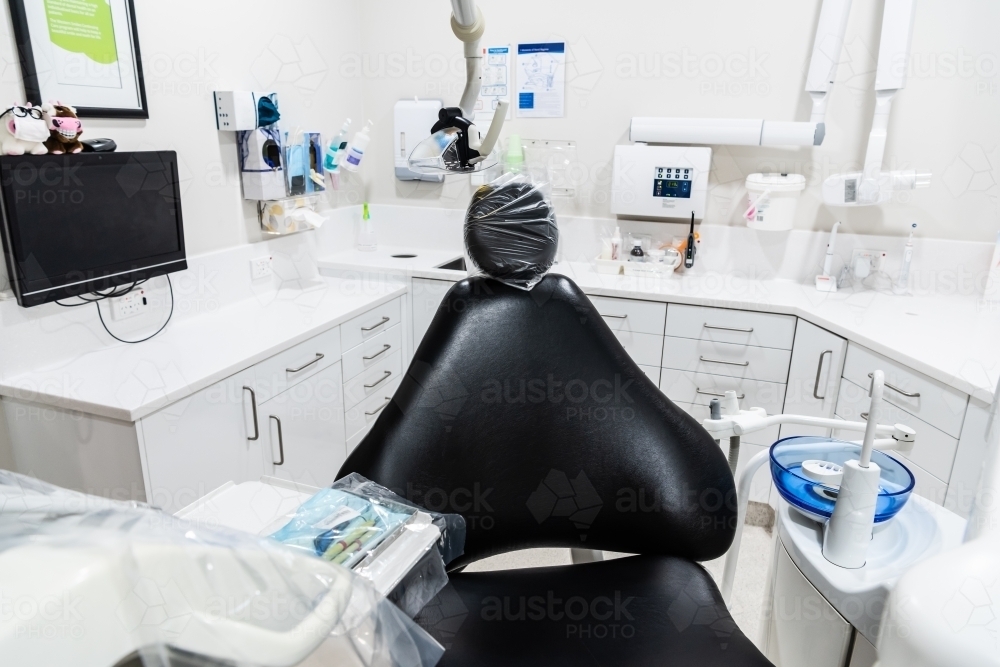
[324, 119, 351, 189]
[357, 202, 377, 252]
[894, 223, 917, 294]
[342, 120, 374, 173]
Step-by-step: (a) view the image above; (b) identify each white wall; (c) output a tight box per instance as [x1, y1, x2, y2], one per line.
[0, 0, 366, 291]
[355, 0, 1000, 243]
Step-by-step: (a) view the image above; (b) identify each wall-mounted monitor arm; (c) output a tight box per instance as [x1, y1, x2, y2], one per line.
[631, 0, 853, 147]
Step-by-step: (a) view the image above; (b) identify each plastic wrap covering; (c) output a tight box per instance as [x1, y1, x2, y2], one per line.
[0, 471, 443, 667]
[330, 474, 466, 567]
[464, 172, 559, 290]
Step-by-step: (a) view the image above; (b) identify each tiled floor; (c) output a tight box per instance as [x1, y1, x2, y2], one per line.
[465, 523, 778, 649]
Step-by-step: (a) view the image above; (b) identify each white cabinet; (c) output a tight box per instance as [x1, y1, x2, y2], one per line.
[411, 278, 457, 349]
[140, 368, 263, 514]
[260, 362, 347, 488]
[780, 320, 847, 439]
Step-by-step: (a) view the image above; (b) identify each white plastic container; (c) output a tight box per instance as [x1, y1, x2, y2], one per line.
[744, 173, 806, 231]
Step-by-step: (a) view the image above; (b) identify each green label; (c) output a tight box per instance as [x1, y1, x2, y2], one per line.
[44, 0, 118, 65]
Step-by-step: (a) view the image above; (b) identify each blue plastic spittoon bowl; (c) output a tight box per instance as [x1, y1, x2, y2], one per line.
[769, 436, 915, 524]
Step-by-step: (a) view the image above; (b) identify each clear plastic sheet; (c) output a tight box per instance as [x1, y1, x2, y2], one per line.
[464, 172, 559, 290]
[332, 474, 466, 567]
[0, 471, 443, 667]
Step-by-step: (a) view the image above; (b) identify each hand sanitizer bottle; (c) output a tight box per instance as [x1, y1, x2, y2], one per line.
[342, 120, 374, 173]
[324, 119, 351, 189]
[357, 202, 377, 252]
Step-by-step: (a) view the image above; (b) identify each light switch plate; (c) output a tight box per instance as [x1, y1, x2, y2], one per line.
[251, 256, 273, 280]
[851, 249, 887, 274]
[112, 289, 147, 320]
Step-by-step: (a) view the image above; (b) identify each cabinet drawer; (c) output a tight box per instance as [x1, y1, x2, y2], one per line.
[342, 297, 403, 352]
[345, 376, 403, 440]
[343, 351, 403, 411]
[842, 345, 968, 439]
[666, 304, 796, 349]
[662, 336, 791, 383]
[835, 378, 958, 484]
[589, 296, 666, 336]
[611, 330, 664, 367]
[254, 326, 341, 402]
[342, 324, 403, 381]
[660, 369, 786, 412]
[674, 401, 780, 448]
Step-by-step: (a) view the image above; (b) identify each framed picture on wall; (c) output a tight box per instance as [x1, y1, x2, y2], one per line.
[7, 0, 148, 119]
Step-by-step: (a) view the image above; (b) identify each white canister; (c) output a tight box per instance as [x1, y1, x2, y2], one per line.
[744, 173, 806, 231]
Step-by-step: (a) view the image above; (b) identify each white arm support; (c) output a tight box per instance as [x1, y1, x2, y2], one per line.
[631, 0, 853, 147]
[450, 0, 485, 116]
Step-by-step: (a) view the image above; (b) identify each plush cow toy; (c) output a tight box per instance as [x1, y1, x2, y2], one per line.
[0, 104, 49, 155]
[41, 102, 84, 154]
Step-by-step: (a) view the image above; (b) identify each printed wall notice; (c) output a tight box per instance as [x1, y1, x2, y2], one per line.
[475, 45, 512, 124]
[516, 43, 566, 119]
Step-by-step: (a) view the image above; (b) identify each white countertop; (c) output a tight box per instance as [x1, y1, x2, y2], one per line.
[0, 278, 407, 422]
[320, 251, 1000, 405]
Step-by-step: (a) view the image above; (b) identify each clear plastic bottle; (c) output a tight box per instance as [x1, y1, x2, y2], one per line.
[324, 119, 351, 188]
[357, 202, 377, 252]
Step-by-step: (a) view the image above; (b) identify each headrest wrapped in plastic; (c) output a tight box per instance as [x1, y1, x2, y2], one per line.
[464, 173, 558, 290]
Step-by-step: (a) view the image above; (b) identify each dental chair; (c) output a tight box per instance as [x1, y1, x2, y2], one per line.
[339, 264, 773, 665]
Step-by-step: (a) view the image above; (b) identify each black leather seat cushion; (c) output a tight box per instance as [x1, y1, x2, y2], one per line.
[415, 554, 770, 667]
[341, 276, 738, 569]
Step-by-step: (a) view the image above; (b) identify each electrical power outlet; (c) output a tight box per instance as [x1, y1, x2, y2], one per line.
[251, 256, 273, 280]
[112, 289, 148, 321]
[851, 249, 888, 276]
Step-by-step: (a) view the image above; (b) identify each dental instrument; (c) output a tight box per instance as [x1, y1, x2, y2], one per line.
[823, 0, 932, 206]
[406, 0, 509, 174]
[893, 223, 917, 294]
[815, 221, 841, 292]
[630, 0, 854, 147]
[684, 212, 697, 269]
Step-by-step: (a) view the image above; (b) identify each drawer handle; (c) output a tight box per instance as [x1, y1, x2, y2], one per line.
[366, 398, 392, 417]
[704, 324, 754, 333]
[287, 353, 324, 374]
[601, 313, 628, 320]
[860, 412, 869, 420]
[365, 371, 392, 389]
[697, 388, 745, 400]
[363, 344, 392, 361]
[813, 350, 834, 400]
[699, 356, 750, 367]
[270, 416, 285, 466]
[868, 372, 920, 398]
[362, 316, 391, 332]
[243, 386, 260, 441]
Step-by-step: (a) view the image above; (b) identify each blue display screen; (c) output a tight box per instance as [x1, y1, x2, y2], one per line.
[653, 166, 692, 199]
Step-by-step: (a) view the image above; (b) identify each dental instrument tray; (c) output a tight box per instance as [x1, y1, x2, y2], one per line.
[770, 436, 915, 524]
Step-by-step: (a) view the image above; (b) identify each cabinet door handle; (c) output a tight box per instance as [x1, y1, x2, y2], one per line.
[699, 356, 750, 367]
[270, 416, 285, 466]
[366, 398, 392, 417]
[365, 371, 392, 389]
[813, 350, 834, 400]
[860, 412, 869, 420]
[243, 386, 260, 441]
[704, 324, 754, 333]
[363, 344, 392, 361]
[696, 388, 745, 400]
[362, 316, 391, 332]
[868, 372, 920, 398]
[287, 353, 324, 374]
[600, 313, 628, 320]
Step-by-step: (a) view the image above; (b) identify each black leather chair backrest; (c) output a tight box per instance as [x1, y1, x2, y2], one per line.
[340, 275, 736, 569]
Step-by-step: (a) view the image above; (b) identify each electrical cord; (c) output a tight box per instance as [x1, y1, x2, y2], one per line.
[54, 279, 148, 307]
[95, 275, 174, 344]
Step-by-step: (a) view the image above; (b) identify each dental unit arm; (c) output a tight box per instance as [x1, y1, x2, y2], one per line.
[407, 0, 510, 174]
[709, 372, 917, 604]
[823, 0, 932, 206]
[630, 0, 854, 147]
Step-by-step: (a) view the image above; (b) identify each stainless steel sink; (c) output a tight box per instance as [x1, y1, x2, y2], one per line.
[436, 257, 467, 271]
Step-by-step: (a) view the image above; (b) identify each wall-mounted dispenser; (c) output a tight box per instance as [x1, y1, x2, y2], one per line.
[394, 99, 445, 182]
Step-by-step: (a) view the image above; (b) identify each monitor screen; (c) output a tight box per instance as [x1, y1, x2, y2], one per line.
[0, 152, 186, 307]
